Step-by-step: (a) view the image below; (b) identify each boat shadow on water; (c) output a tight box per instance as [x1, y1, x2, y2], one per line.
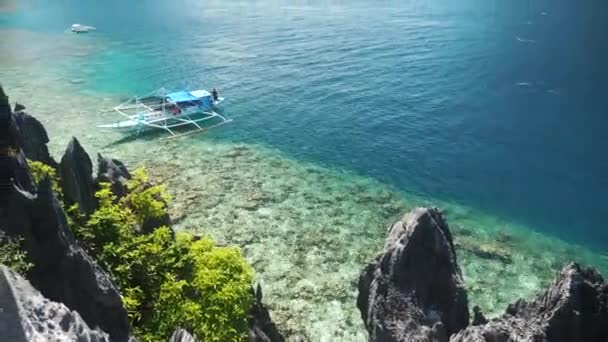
[102, 129, 165, 148]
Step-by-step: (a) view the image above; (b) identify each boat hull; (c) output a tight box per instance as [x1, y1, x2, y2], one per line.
[98, 97, 225, 131]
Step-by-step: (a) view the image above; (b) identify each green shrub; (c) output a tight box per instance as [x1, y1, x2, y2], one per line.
[70, 169, 254, 341]
[27, 159, 62, 197]
[25, 161, 254, 340]
[146, 235, 254, 341]
[0, 236, 32, 275]
[123, 168, 171, 226]
[73, 183, 136, 259]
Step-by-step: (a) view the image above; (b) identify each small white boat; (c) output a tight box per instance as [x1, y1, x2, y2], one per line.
[71, 24, 96, 33]
[98, 88, 231, 138]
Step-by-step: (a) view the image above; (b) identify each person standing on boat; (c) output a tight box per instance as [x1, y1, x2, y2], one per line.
[212, 88, 219, 103]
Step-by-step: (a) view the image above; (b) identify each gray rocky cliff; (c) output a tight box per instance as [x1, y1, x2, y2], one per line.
[0, 265, 110, 342]
[0, 87, 35, 196]
[60, 137, 97, 215]
[249, 283, 287, 342]
[0, 85, 132, 341]
[357, 207, 608, 342]
[450, 263, 608, 342]
[357, 207, 469, 342]
[12, 110, 57, 168]
[96, 153, 132, 200]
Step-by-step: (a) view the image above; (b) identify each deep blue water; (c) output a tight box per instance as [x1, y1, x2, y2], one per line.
[2, 0, 608, 250]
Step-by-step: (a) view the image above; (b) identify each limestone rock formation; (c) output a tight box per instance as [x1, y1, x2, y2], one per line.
[0, 86, 131, 341]
[96, 153, 132, 199]
[0, 86, 11, 117]
[13, 102, 26, 112]
[249, 283, 286, 342]
[0, 265, 110, 342]
[0, 87, 35, 196]
[12, 111, 57, 168]
[2, 176, 131, 341]
[357, 207, 469, 342]
[60, 137, 97, 215]
[0, 142, 34, 196]
[357, 207, 608, 342]
[451, 264, 608, 342]
[169, 328, 198, 342]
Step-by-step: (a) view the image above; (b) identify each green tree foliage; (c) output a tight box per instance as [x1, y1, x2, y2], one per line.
[24, 161, 254, 340]
[27, 159, 62, 197]
[122, 168, 172, 226]
[69, 168, 254, 341]
[146, 236, 254, 341]
[0, 236, 32, 275]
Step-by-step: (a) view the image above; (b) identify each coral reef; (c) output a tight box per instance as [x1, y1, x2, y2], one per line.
[3, 55, 608, 340]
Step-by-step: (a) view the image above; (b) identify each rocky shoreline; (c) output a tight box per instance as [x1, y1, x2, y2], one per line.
[1, 85, 607, 341]
[0, 86, 284, 341]
[357, 207, 608, 342]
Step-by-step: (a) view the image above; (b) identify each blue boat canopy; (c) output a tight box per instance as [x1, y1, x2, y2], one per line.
[189, 89, 212, 98]
[166, 90, 199, 103]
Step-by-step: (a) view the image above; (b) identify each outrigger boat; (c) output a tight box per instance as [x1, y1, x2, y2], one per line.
[98, 88, 231, 138]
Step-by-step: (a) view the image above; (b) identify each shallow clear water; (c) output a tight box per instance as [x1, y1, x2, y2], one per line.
[1, 1, 607, 339]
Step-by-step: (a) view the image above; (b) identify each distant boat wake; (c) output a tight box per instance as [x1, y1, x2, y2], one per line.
[515, 82, 563, 96]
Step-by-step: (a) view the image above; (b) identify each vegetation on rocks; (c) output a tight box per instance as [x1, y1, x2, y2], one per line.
[0, 159, 57, 275]
[122, 168, 171, 226]
[31, 162, 254, 341]
[28, 159, 62, 197]
[0, 236, 32, 275]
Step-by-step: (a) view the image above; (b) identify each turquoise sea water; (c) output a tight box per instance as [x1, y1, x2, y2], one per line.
[2, 0, 607, 339]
